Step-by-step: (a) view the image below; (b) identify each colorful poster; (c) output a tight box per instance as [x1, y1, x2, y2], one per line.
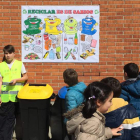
[21, 6, 100, 63]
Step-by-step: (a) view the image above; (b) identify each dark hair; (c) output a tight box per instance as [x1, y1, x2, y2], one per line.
[82, 81, 112, 119]
[63, 68, 78, 87]
[100, 77, 121, 98]
[124, 63, 139, 78]
[2, 45, 15, 61]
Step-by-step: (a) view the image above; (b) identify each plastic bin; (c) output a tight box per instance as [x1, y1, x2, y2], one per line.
[17, 83, 53, 140]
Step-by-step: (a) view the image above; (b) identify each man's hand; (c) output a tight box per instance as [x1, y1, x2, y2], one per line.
[9, 79, 17, 85]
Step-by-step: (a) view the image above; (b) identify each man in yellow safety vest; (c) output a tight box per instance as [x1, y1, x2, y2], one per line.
[0, 45, 28, 140]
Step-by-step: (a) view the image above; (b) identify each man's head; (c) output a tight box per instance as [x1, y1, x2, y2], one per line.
[100, 77, 121, 98]
[3, 45, 15, 62]
[63, 68, 78, 87]
[124, 63, 139, 80]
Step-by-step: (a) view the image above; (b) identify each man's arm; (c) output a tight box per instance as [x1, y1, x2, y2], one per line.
[10, 73, 28, 85]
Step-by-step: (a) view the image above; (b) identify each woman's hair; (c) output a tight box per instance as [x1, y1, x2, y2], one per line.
[82, 81, 112, 119]
[2, 45, 15, 61]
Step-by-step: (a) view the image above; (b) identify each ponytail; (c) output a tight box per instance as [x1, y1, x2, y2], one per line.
[82, 99, 97, 118]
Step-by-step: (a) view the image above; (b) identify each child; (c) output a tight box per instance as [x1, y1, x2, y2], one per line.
[64, 82, 123, 140]
[0, 45, 28, 140]
[101, 77, 140, 140]
[120, 63, 140, 118]
[63, 68, 86, 112]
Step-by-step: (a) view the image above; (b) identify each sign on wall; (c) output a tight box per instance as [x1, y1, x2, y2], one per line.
[21, 6, 100, 63]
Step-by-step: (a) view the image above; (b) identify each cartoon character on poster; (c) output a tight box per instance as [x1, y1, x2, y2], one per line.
[81, 16, 98, 35]
[44, 16, 63, 35]
[64, 16, 78, 35]
[23, 16, 43, 35]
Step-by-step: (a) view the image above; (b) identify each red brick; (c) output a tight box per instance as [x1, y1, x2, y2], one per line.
[124, 31, 139, 34]
[133, 35, 140, 38]
[125, 1, 140, 4]
[116, 42, 132, 46]
[27, 2, 43, 5]
[59, 2, 75, 5]
[91, 69, 107, 72]
[116, 50, 131, 53]
[107, 31, 123, 34]
[124, 46, 139, 50]
[124, 39, 139, 42]
[75, 2, 91, 5]
[124, 24, 140, 27]
[100, 73, 116, 76]
[116, 5, 132, 8]
[0, 2, 10, 5]
[108, 1, 124, 4]
[43, 1, 59, 5]
[3, 6, 19, 9]
[107, 24, 123, 28]
[108, 16, 123, 20]
[11, 2, 27, 5]
[98, 62, 108, 65]
[117, 35, 132, 38]
[108, 8, 124, 12]
[117, 12, 132, 16]
[92, 1, 107, 4]
[101, 13, 116, 16]
[43, 76, 58, 80]
[107, 62, 123, 65]
[133, 5, 140, 8]
[84, 65, 99, 69]
[124, 54, 139, 57]
[100, 8, 108, 12]
[0, 17, 10, 20]
[0, 9, 10, 12]
[116, 58, 132, 61]
[84, 72, 100, 76]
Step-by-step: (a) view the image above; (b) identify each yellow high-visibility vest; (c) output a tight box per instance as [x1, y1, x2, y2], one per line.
[0, 60, 24, 102]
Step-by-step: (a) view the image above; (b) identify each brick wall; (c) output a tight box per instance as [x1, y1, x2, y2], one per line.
[0, 0, 140, 94]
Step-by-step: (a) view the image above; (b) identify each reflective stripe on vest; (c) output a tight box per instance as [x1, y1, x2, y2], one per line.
[1, 91, 18, 94]
[2, 82, 24, 86]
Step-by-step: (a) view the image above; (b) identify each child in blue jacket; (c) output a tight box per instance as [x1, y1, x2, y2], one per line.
[120, 63, 140, 118]
[101, 77, 140, 140]
[63, 68, 87, 113]
[54, 69, 86, 140]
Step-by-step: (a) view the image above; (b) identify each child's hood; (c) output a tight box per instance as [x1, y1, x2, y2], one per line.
[64, 105, 85, 134]
[68, 82, 87, 93]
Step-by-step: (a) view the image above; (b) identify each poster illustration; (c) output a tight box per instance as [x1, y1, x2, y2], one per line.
[21, 6, 100, 63]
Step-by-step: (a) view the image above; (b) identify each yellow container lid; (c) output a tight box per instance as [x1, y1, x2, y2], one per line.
[17, 84, 53, 99]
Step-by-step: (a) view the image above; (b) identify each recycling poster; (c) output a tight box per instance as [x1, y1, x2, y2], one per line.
[21, 6, 100, 63]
